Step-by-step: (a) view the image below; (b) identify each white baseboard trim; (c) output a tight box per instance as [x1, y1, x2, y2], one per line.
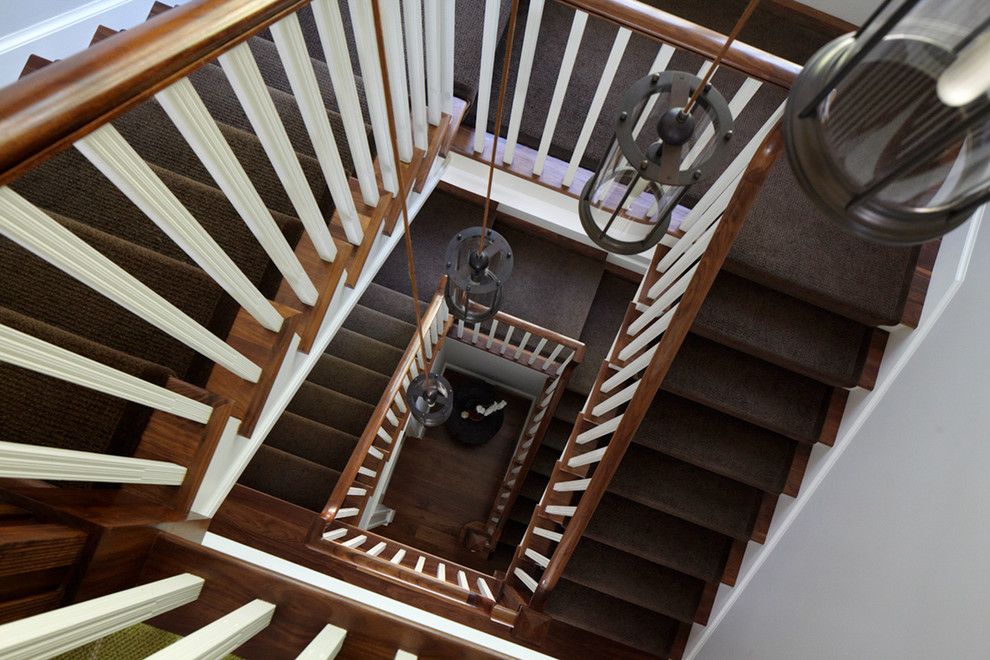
[0, 0, 135, 56]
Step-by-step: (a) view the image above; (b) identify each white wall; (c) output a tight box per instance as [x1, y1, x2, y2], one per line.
[691, 215, 990, 659]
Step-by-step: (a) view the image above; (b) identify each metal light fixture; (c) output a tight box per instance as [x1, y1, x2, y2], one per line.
[444, 227, 513, 323]
[784, 0, 990, 244]
[580, 70, 733, 254]
[406, 372, 454, 427]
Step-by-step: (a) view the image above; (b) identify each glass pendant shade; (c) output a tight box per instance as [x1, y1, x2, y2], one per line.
[580, 70, 733, 255]
[407, 372, 454, 427]
[444, 227, 513, 322]
[785, 0, 990, 244]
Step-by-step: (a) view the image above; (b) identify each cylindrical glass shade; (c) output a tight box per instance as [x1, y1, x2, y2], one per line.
[785, 0, 990, 244]
[407, 372, 453, 427]
[444, 227, 513, 322]
[579, 71, 733, 255]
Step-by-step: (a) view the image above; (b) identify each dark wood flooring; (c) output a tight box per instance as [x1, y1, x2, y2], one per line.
[378, 369, 529, 573]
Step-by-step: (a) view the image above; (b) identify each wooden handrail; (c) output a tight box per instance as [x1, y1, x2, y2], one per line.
[554, 0, 802, 88]
[482, 308, 587, 363]
[320, 276, 449, 522]
[528, 123, 786, 606]
[0, 0, 310, 187]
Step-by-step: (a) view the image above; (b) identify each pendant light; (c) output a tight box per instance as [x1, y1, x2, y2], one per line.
[444, 0, 522, 323]
[578, 1, 760, 254]
[372, 0, 454, 426]
[784, 0, 990, 244]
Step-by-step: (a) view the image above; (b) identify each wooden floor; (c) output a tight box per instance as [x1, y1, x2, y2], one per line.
[378, 370, 529, 573]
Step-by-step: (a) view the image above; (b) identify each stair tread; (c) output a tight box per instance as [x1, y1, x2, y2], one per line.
[500, 518, 527, 547]
[308, 353, 390, 406]
[358, 283, 419, 325]
[344, 304, 417, 350]
[554, 389, 585, 424]
[665, 334, 834, 444]
[327, 327, 406, 376]
[519, 472, 548, 503]
[564, 538, 704, 624]
[545, 579, 680, 658]
[572, 272, 637, 395]
[727, 158, 919, 326]
[694, 271, 873, 388]
[239, 444, 340, 512]
[266, 411, 359, 473]
[610, 445, 762, 541]
[542, 418, 571, 453]
[530, 445, 557, 478]
[288, 381, 375, 438]
[636, 392, 795, 494]
[586, 493, 731, 583]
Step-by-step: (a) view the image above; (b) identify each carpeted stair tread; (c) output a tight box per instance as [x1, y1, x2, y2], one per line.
[9, 148, 290, 300]
[542, 418, 571, 453]
[545, 579, 680, 658]
[609, 445, 762, 541]
[239, 444, 340, 512]
[636, 392, 795, 494]
[343, 304, 417, 350]
[510, 498, 536, 526]
[327, 327, 406, 376]
[287, 381, 375, 438]
[664, 334, 834, 444]
[530, 445, 558, 478]
[572, 273, 637, 395]
[0, 211, 225, 386]
[0, 307, 172, 458]
[265, 411, 359, 473]
[727, 158, 919, 326]
[500, 518, 527, 546]
[564, 538, 704, 623]
[519, 471, 548, 503]
[554, 389, 586, 425]
[111, 98, 323, 221]
[358, 282, 419, 325]
[586, 493, 730, 583]
[308, 353, 390, 406]
[694, 271, 874, 387]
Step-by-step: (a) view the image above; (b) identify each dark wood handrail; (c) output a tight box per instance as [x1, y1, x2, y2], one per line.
[0, 0, 309, 187]
[320, 276, 449, 522]
[529, 123, 786, 605]
[481, 308, 587, 363]
[554, 0, 802, 88]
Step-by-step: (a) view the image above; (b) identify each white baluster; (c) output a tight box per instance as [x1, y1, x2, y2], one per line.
[0, 324, 212, 423]
[541, 343, 564, 371]
[75, 126, 283, 331]
[336, 508, 360, 520]
[574, 415, 622, 445]
[403, 0, 428, 150]
[347, 487, 367, 497]
[414, 556, 426, 572]
[630, 44, 677, 139]
[368, 446, 385, 460]
[503, 0, 545, 164]
[501, 325, 515, 354]
[0, 441, 186, 485]
[486, 319, 498, 349]
[602, 344, 658, 392]
[556, 349, 575, 376]
[380, 0, 414, 162]
[358, 466, 377, 479]
[322, 528, 347, 542]
[525, 548, 550, 568]
[421, 328, 433, 360]
[457, 570, 469, 590]
[527, 337, 548, 365]
[308, 1, 380, 206]
[436, 563, 446, 581]
[384, 409, 398, 426]
[562, 28, 631, 187]
[618, 305, 677, 361]
[476, 578, 495, 600]
[394, 391, 407, 414]
[533, 12, 588, 176]
[441, 1, 455, 114]
[513, 331, 532, 360]
[424, 0, 442, 125]
[155, 78, 318, 305]
[545, 505, 577, 516]
[367, 542, 387, 557]
[532, 527, 563, 542]
[269, 13, 364, 244]
[218, 42, 337, 261]
[0, 574, 203, 660]
[348, 0, 398, 193]
[473, 0, 503, 153]
[472, 322, 482, 344]
[390, 549, 407, 564]
[146, 599, 274, 660]
[631, 264, 696, 333]
[513, 568, 538, 591]
[341, 534, 367, 548]
[457, 318, 465, 338]
[554, 478, 591, 492]
[0, 189, 262, 382]
[591, 379, 640, 417]
[296, 624, 347, 660]
[649, 225, 717, 299]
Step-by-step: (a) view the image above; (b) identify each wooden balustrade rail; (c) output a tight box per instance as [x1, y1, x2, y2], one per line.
[320, 276, 450, 522]
[0, 0, 314, 187]
[554, 0, 802, 88]
[527, 124, 786, 606]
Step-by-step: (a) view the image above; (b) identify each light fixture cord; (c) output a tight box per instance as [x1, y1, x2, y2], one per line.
[683, 0, 761, 114]
[371, 0, 431, 387]
[477, 0, 522, 255]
